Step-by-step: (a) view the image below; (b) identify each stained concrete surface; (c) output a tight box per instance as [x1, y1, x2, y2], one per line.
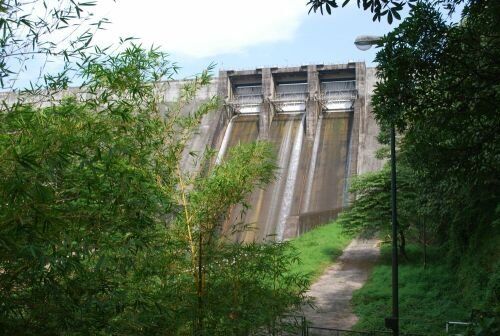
[356, 67, 384, 175]
[221, 112, 353, 242]
[222, 114, 303, 242]
[303, 238, 380, 330]
[303, 113, 350, 214]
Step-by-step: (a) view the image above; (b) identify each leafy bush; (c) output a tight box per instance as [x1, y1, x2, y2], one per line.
[0, 45, 309, 335]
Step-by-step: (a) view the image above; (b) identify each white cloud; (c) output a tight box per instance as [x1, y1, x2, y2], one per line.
[95, 0, 307, 58]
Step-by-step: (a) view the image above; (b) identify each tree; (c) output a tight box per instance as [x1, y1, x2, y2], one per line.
[373, 0, 499, 248]
[0, 43, 309, 335]
[0, 44, 195, 334]
[307, 0, 499, 330]
[0, 0, 108, 90]
[307, 0, 466, 23]
[338, 0, 499, 317]
[338, 159, 421, 257]
[175, 142, 308, 335]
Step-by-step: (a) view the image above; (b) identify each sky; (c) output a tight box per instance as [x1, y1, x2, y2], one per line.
[94, 0, 403, 78]
[8, 0, 463, 88]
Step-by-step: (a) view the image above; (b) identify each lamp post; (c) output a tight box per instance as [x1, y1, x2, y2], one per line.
[355, 35, 399, 336]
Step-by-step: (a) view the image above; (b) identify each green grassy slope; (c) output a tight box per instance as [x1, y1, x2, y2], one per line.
[352, 245, 471, 335]
[288, 221, 353, 281]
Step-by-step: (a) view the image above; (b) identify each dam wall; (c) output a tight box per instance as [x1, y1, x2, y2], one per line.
[206, 63, 382, 241]
[0, 63, 382, 241]
[121, 63, 382, 241]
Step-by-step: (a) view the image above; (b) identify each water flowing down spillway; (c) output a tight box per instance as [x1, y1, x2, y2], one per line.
[259, 116, 297, 240]
[221, 115, 260, 148]
[302, 115, 323, 213]
[218, 111, 352, 241]
[214, 114, 259, 167]
[220, 114, 305, 242]
[215, 116, 236, 165]
[276, 114, 305, 241]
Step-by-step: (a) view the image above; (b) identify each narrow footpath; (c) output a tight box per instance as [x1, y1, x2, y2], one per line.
[302, 238, 380, 330]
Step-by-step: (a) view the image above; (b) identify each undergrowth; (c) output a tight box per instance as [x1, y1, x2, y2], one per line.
[352, 244, 473, 335]
[288, 221, 353, 282]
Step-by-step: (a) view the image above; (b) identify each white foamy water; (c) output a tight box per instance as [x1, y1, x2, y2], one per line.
[264, 119, 295, 238]
[302, 115, 323, 212]
[276, 114, 305, 241]
[215, 116, 237, 164]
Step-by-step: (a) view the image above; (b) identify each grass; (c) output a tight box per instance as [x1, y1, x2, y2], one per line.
[352, 244, 471, 336]
[288, 221, 353, 282]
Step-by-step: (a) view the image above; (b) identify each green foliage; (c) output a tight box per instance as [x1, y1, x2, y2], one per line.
[0, 43, 309, 335]
[466, 309, 500, 336]
[203, 242, 309, 335]
[372, 3, 449, 129]
[353, 240, 500, 335]
[174, 141, 309, 334]
[347, 1, 500, 333]
[372, 0, 500, 260]
[0, 0, 109, 89]
[307, 0, 414, 23]
[0, 46, 181, 334]
[288, 221, 353, 281]
[315, 1, 500, 333]
[337, 161, 420, 256]
[0, 44, 195, 334]
[338, 167, 392, 236]
[454, 223, 500, 312]
[352, 245, 470, 335]
[306, 0, 465, 24]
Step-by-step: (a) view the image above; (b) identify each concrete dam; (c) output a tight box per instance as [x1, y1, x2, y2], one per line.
[175, 62, 382, 242]
[0, 62, 381, 241]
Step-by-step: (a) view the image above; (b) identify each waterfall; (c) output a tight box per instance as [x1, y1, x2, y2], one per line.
[215, 116, 236, 164]
[302, 115, 323, 213]
[276, 114, 305, 241]
[264, 119, 295, 238]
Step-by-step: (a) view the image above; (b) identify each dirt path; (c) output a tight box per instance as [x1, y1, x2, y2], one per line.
[302, 238, 380, 330]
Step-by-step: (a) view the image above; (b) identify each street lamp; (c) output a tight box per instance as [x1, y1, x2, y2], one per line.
[354, 35, 383, 51]
[354, 35, 399, 336]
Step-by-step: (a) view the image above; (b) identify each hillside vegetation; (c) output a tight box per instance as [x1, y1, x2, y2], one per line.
[335, 1, 499, 334]
[0, 46, 310, 335]
[288, 222, 352, 281]
[353, 245, 471, 335]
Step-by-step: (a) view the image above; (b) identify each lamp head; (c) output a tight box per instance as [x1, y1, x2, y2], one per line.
[354, 35, 383, 51]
